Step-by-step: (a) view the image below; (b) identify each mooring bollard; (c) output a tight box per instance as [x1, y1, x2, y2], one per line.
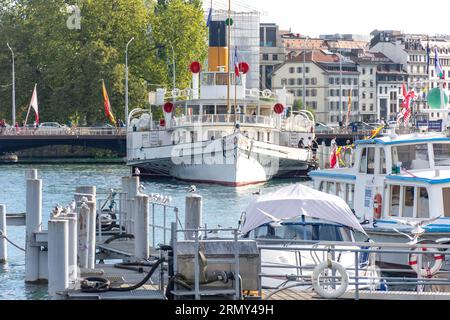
[25, 178, 43, 283]
[185, 194, 203, 240]
[77, 203, 90, 269]
[25, 169, 38, 180]
[75, 186, 96, 270]
[0, 205, 7, 264]
[48, 219, 69, 300]
[127, 176, 139, 235]
[65, 214, 78, 283]
[134, 195, 149, 260]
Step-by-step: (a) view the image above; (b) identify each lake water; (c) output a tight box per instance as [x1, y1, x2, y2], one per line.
[0, 164, 306, 300]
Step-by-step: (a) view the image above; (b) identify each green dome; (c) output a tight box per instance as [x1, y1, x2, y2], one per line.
[427, 88, 449, 109]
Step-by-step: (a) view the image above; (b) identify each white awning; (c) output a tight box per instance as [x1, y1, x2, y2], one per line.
[241, 184, 367, 235]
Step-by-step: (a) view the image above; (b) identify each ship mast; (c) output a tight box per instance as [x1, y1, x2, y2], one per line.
[227, 0, 231, 114]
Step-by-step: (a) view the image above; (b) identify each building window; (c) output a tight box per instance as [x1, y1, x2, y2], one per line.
[281, 78, 287, 86]
[354, 78, 358, 86]
[311, 89, 317, 97]
[311, 78, 317, 85]
[311, 101, 317, 109]
[305, 78, 310, 85]
[370, 68, 373, 75]
[288, 78, 295, 85]
[362, 81, 366, 87]
[305, 67, 310, 73]
[370, 104, 374, 111]
[329, 78, 335, 85]
[263, 54, 269, 61]
[362, 92, 366, 99]
[272, 54, 278, 61]
[297, 67, 302, 73]
[370, 92, 374, 99]
[370, 81, 374, 87]
[306, 89, 310, 97]
[343, 78, 347, 85]
[362, 104, 366, 111]
[362, 68, 366, 75]
[297, 78, 302, 85]
[297, 89, 302, 97]
[330, 89, 334, 97]
[289, 67, 295, 73]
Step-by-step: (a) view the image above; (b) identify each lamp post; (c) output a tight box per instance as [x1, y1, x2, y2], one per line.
[125, 37, 135, 127]
[339, 50, 343, 124]
[168, 41, 176, 92]
[6, 43, 15, 126]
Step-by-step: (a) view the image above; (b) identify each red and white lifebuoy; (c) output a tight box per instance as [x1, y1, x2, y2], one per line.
[409, 248, 444, 277]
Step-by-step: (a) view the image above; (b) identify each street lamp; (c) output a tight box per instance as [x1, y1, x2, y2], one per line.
[338, 49, 343, 124]
[6, 43, 16, 126]
[125, 37, 135, 127]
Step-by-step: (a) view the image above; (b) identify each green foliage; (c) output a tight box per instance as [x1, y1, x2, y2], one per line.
[0, 0, 207, 125]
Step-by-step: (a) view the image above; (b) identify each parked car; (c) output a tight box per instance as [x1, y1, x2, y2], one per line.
[39, 122, 64, 129]
[347, 121, 375, 132]
[315, 122, 334, 133]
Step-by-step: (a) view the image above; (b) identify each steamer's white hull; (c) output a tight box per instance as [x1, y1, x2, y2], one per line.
[128, 133, 311, 186]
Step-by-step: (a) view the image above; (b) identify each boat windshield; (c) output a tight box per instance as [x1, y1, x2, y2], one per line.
[434, 143, 450, 167]
[251, 223, 353, 242]
[392, 143, 429, 170]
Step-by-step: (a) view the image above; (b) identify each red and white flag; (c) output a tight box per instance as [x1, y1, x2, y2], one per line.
[29, 84, 39, 124]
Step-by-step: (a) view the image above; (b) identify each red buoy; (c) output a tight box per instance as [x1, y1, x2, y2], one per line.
[274, 103, 284, 114]
[163, 102, 174, 113]
[190, 61, 202, 74]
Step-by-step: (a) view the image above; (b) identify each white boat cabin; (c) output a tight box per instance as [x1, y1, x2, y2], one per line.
[310, 133, 450, 233]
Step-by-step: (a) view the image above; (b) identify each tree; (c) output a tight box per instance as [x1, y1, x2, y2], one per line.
[0, 0, 207, 125]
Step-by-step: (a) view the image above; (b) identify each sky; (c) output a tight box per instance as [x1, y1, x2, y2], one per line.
[206, 0, 450, 37]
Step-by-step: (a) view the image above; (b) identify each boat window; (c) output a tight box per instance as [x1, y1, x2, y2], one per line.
[392, 144, 429, 170]
[326, 182, 335, 194]
[359, 147, 375, 174]
[380, 148, 387, 174]
[359, 148, 367, 173]
[433, 144, 450, 167]
[390, 185, 401, 217]
[417, 187, 430, 218]
[443, 188, 450, 217]
[367, 148, 375, 174]
[346, 184, 355, 210]
[259, 224, 350, 242]
[402, 186, 414, 218]
[319, 181, 325, 192]
[336, 183, 345, 199]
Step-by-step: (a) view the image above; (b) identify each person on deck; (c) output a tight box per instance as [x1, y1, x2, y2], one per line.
[298, 137, 305, 149]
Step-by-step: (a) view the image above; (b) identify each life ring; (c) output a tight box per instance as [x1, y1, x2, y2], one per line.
[312, 261, 349, 299]
[373, 193, 382, 220]
[262, 89, 272, 98]
[409, 247, 444, 278]
[171, 88, 181, 98]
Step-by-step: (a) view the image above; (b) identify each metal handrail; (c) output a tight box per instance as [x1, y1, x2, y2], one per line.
[256, 239, 450, 300]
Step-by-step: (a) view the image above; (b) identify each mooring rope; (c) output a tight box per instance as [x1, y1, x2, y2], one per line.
[0, 230, 26, 252]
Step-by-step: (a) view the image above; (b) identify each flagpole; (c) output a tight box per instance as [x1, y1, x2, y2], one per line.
[226, 0, 231, 115]
[24, 84, 37, 126]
